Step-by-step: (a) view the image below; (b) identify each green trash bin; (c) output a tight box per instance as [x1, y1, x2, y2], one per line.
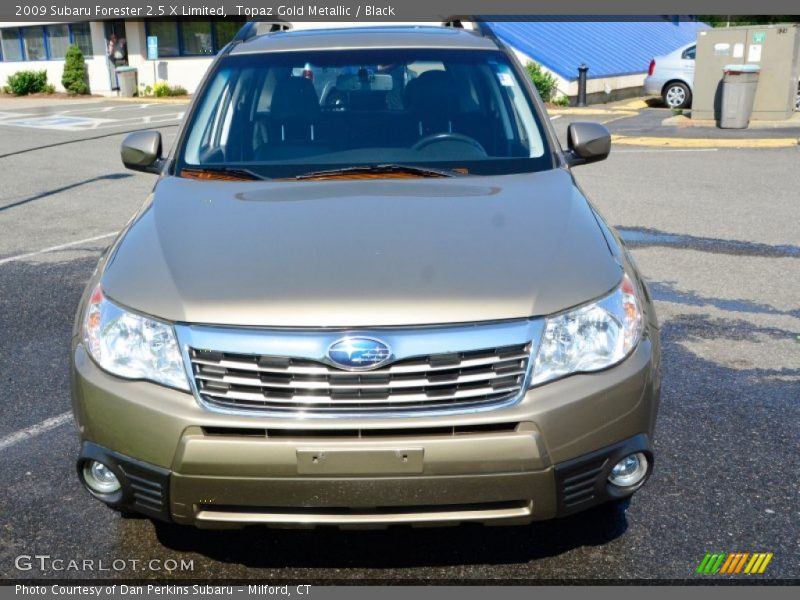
[720, 64, 760, 129]
[115, 66, 138, 97]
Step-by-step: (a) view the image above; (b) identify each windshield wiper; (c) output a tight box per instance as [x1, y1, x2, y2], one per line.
[294, 164, 459, 180]
[181, 166, 266, 181]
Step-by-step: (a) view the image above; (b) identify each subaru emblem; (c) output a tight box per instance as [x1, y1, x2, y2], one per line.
[327, 337, 392, 370]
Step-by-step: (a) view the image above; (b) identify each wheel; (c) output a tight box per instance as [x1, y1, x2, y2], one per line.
[663, 81, 692, 109]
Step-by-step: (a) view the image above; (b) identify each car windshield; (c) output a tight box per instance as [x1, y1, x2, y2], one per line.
[178, 47, 553, 179]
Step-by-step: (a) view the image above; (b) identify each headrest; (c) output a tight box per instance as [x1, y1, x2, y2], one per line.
[270, 77, 319, 120]
[404, 70, 459, 114]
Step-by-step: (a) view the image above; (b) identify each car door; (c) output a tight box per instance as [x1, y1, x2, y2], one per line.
[679, 44, 696, 90]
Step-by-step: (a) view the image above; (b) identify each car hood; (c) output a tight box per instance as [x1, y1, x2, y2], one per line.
[102, 170, 621, 327]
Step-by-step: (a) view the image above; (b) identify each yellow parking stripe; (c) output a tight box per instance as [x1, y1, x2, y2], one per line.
[615, 99, 651, 110]
[611, 135, 798, 149]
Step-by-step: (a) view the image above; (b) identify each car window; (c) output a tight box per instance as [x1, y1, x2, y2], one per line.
[180, 48, 553, 178]
[682, 46, 696, 60]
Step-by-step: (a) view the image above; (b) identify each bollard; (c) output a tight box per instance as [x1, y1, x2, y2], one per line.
[577, 64, 589, 107]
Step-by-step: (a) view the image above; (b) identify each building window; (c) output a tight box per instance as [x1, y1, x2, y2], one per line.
[22, 27, 46, 60]
[214, 21, 242, 48]
[180, 21, 213, 55]
[46, 24, 70, 59]
[1, 28, 23, 62]
[145, 21, 180, 57]
[145, 20, 245, 57]
[70, 22, 93, 56]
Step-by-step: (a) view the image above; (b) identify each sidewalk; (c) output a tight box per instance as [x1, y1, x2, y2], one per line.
[550, 97, 800, 148]
[106, 95, 191, 105]
[0, 95, 105, 111]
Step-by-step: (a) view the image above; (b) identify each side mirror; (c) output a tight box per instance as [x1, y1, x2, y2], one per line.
[121, 130, 164, 174]
[566, 122, 611, 167]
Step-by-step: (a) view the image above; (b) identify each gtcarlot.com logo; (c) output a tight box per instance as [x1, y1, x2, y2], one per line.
[696, 552, 773, 575]
[14, 555, 194, 572]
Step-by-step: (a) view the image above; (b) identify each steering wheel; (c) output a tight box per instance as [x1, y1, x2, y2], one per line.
[412, 132, 486, 155]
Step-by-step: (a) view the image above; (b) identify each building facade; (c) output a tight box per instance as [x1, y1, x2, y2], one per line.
[1, 19, 705, 101]
[0, 19, 244, 95]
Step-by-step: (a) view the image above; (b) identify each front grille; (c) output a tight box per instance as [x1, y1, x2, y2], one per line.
[190, 343, 531, 415]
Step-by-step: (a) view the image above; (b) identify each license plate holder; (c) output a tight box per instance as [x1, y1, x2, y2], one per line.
[296, 448, 424, 475]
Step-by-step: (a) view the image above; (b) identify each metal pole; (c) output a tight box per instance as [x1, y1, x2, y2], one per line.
[577, 64, 589, 107]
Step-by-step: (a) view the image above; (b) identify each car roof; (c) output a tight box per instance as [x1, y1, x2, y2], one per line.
[228, 26, 500, 55]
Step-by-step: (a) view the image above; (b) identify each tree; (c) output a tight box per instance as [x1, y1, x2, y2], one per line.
[698, 16, 798, 27]
[62, 44, 89, 95]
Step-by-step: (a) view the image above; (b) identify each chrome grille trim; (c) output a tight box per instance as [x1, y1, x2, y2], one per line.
[175, 319, 543, 418]
[194, 366, 527, 390]
[190, 351, 531, 375]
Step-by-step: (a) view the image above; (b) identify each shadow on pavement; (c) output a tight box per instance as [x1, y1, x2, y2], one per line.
[0, 173, 133, 213]
[151, 501, 630, 570]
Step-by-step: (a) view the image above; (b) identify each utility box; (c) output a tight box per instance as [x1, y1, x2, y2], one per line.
[692, 23, 800, 122]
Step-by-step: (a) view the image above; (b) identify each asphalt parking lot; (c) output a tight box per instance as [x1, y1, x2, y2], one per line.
[0, 99, 798, 582]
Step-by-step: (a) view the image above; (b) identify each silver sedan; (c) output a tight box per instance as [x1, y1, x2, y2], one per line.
[644, 42, 696, 109]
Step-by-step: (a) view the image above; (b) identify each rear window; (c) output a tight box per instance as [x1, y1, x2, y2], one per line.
[178, 48, 554, 178]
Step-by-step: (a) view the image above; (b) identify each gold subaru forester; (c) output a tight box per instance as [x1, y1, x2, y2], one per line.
[72, 23, 660, 529]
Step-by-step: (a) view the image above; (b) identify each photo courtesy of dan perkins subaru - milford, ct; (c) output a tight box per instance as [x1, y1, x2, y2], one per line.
[71, 21, 660, 529]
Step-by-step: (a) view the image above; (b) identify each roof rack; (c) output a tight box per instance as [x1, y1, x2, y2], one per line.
[232, 20, 292, 44]
[441, 16, 497, 39]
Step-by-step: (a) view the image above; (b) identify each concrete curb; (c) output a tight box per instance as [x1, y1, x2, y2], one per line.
[663, 113, 800, 129]
[104, 96, 191, 105]
[611, 134, 799, 148]
[549, 108, 637, 117]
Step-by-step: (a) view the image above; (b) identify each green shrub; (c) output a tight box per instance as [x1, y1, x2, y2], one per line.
[61, 44, 89, 95]
[5, 70, 50, 96]
[524, 61, 558, 103]
[153, 81, 188, 97]
[552, 95, 570, 107]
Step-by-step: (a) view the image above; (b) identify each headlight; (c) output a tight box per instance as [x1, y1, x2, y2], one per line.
[83, 285, 189, 391]
[530, 273, 643, 387]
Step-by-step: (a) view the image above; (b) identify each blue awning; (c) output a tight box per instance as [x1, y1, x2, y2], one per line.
[483, 18, 709, 80]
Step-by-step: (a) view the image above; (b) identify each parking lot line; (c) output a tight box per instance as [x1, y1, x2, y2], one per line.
[0, 412, 72, 452]
[0, 232, 117, 266]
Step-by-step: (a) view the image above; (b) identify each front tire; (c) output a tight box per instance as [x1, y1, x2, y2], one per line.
[663, 82, 692, 109]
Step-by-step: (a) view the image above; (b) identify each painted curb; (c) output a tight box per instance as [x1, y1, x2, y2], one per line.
[611, 135, 799, 148]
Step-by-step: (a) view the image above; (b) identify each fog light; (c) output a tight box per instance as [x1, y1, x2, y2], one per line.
[608, 453, 648, 487]
[82, 460, 121, 494]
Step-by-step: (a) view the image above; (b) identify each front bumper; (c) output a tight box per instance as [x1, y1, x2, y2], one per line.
[72, 335, 659, 528]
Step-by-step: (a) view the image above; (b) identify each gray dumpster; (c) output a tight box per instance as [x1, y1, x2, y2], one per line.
[719, 64, 760, 129]
[115, 66, 138, 97]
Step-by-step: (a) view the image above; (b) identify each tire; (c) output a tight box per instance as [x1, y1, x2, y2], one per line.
[663, 81, 692, 109]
